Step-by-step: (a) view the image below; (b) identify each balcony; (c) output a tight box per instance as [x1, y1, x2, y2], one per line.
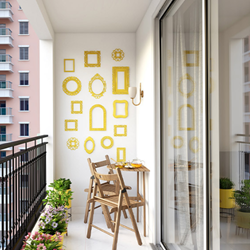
[0, 55, 13, 72]
[0, 2, 13, 22]
[0, 81, 13, 98]
[0, 28, 13, 47]
[0, 107, 13, 124]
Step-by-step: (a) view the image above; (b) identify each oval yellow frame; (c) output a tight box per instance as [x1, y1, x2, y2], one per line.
[62, 76, 81, 96]
[171, 136, 184, 149]
[88, 73, 107, 99]
[178, 73, 195, 98]
[101, 136, 114, 149]
[84, 137, 95, 154]
[189, 137, 200, 153]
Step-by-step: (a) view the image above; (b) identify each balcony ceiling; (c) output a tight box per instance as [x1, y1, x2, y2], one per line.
[42, 0, 152, 33]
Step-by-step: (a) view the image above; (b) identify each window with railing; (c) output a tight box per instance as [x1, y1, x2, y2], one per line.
[0, 2, 12, 9]
[0, 54, 11, 63]
[0, 107, 11, 115]
[0, 28, 11, 36]
[0, 81, 12, 89]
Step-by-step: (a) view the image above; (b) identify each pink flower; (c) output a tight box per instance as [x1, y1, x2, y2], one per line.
[37, 243, 46, 250]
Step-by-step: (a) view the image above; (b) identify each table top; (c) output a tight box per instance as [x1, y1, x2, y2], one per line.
[107, 164, 150, 172]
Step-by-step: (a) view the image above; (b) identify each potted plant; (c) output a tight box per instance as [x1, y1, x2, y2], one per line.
[38, 205, 69, 235]
[220, 177, 235, 208]
[49, 178, 72, 209]
[234, 179, 250, 229]
[21, 231, 63, 250]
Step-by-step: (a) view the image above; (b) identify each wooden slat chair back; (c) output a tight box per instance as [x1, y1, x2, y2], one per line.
[84, 155, 130, 224]
[87, 167, 144, 250]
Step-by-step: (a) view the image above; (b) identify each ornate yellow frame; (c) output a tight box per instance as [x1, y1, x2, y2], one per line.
[189, 137, 200, 153]
[101, 136, 114, 149]
[117, 148, 126, 162]
[178, 104, 195, 131]
[88, 73, 107, 99]
[114, 125, 127, 136]
[112, 67, 129, 94]
[84, 137, 95, 154]
[89, 104, 107, 131]
[113, 100, 128, 118]
[64, 59, 75, 72]
[183, 50, 199, 67]
[111, 49, 125, 61]
[71, 101, 83, 114]
[67, 137, 79, 150]
[171, 136, 184, 149]
[62, 76, 81, 96]
[65, 119, 78, 131]
[178, 73, 195, 98]
[84, 51, 101, 67]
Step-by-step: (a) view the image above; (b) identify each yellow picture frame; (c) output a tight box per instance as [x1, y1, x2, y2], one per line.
[112, 67, 129, 94]
[178, 104, 195, 131]
[101, 136, 114, 149]
[178, 73, 195, 98]
[171, 136, 184, 149]
[111, 48, 125, 61]
[84, 51, 101, 67]
[89, 104, 107, 131]
[71, 101, 83, 114]
[183, 50, 199, 67]
[65, 119, 78, 131]
[84, 137, 95, 154]
[189, 137, 200, 153]
[62, 76, 81, 96]
[117, 147, 126, 162]
[67, 137, 79, 150]
[88, 73, 107, 99]
[113, 100, 128, 118]
[114, 125, 127, 136]
[64, 59, 75, 72]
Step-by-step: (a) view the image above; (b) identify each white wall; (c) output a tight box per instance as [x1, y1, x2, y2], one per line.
[54, 33, 137, 213]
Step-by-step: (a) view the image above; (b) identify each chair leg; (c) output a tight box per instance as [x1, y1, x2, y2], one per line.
[122, 209, 128, 219]
[127, 207, 142, 245]
[87, 200, 95, 239]
[84, 178, 93, 223]
[101, 204, 114, 232]
[112, 193, 123, 250]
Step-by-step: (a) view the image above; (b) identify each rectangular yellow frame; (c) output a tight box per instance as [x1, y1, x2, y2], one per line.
[65, 119, 78, 131]
[71, 101, 83, 114]
[113, 100, 128, 118]
[64, 59, 75, 72]
[84, 51, 101, 67]
[183, 50, 199, 67]
[114, 125, 127, 136]
[112, 67, 129, 94]
[117, 148, 126, 162]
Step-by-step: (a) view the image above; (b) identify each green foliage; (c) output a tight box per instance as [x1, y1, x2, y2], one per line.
[220, 177, 234, 189]
[43, 189, 73, 208]
[234, 180, 250, 212]
[49, 178, 72, 191]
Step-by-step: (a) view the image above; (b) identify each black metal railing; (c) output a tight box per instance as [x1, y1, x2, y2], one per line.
[0, 135, 48, 250]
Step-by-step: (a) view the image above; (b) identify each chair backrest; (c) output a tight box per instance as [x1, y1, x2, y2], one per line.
[87, 155, 114, 176]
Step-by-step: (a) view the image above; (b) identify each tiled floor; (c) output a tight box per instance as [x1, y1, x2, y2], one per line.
[64, 213, 152, 250]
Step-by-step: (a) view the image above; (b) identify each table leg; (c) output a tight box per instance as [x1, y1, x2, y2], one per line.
[137, 172, 139, 223]
[143, 172, 146, 237]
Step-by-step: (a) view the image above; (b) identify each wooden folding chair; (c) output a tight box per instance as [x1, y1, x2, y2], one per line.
[86, 167, 144, 250]
[84, 155, 130, 224]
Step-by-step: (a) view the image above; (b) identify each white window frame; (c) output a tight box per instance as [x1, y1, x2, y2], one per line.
[19, 123, 29, 137]
[19, 97, 29, 112]
[18, 21, 29, 35]
[19, 46, 29, 61]
[19, 71, 29, 86]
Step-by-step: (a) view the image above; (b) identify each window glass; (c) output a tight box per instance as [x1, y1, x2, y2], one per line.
[20, 124, 29, 136]
[19, 47, 28, 60]
[19, 22, 28, 35]
[20, 73, 29, 85]
[20, 98, 29, 111]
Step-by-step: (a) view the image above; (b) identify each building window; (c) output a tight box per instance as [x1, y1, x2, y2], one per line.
[19, 175, 28, 188]
[20, 124, 29, 137]
[20, 98, 29, 111]
[20, 73, 29, 85]
[0, 151, 6, 158]
[20, 149, 28, 163]
[19, 22, 28, 35]
[19, 47, 29, 60]
[18, 5, 22, 10]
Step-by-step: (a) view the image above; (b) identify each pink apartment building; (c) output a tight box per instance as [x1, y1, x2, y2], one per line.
[0, 0, 40, 158]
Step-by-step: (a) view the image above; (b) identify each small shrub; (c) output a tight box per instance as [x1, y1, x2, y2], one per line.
[220, 177, 234, 189]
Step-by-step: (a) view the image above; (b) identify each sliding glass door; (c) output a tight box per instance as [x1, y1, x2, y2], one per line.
[160, 0, 206, 249]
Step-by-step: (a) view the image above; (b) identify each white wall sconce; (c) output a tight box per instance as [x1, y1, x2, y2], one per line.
[129, 83, 144, 106]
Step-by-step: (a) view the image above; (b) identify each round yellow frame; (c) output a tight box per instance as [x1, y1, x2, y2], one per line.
[189, 137, 200, 153]
[67, 137, 79, 150]
[62, 76, 81, 96]
[112, 48, 125, 62]
[88, 74, 107, 99]
[171, 136, 184, 149]
[101, 136, 114, 149]
[178, 73, 195, 98]
[84, 137, 95, 154]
